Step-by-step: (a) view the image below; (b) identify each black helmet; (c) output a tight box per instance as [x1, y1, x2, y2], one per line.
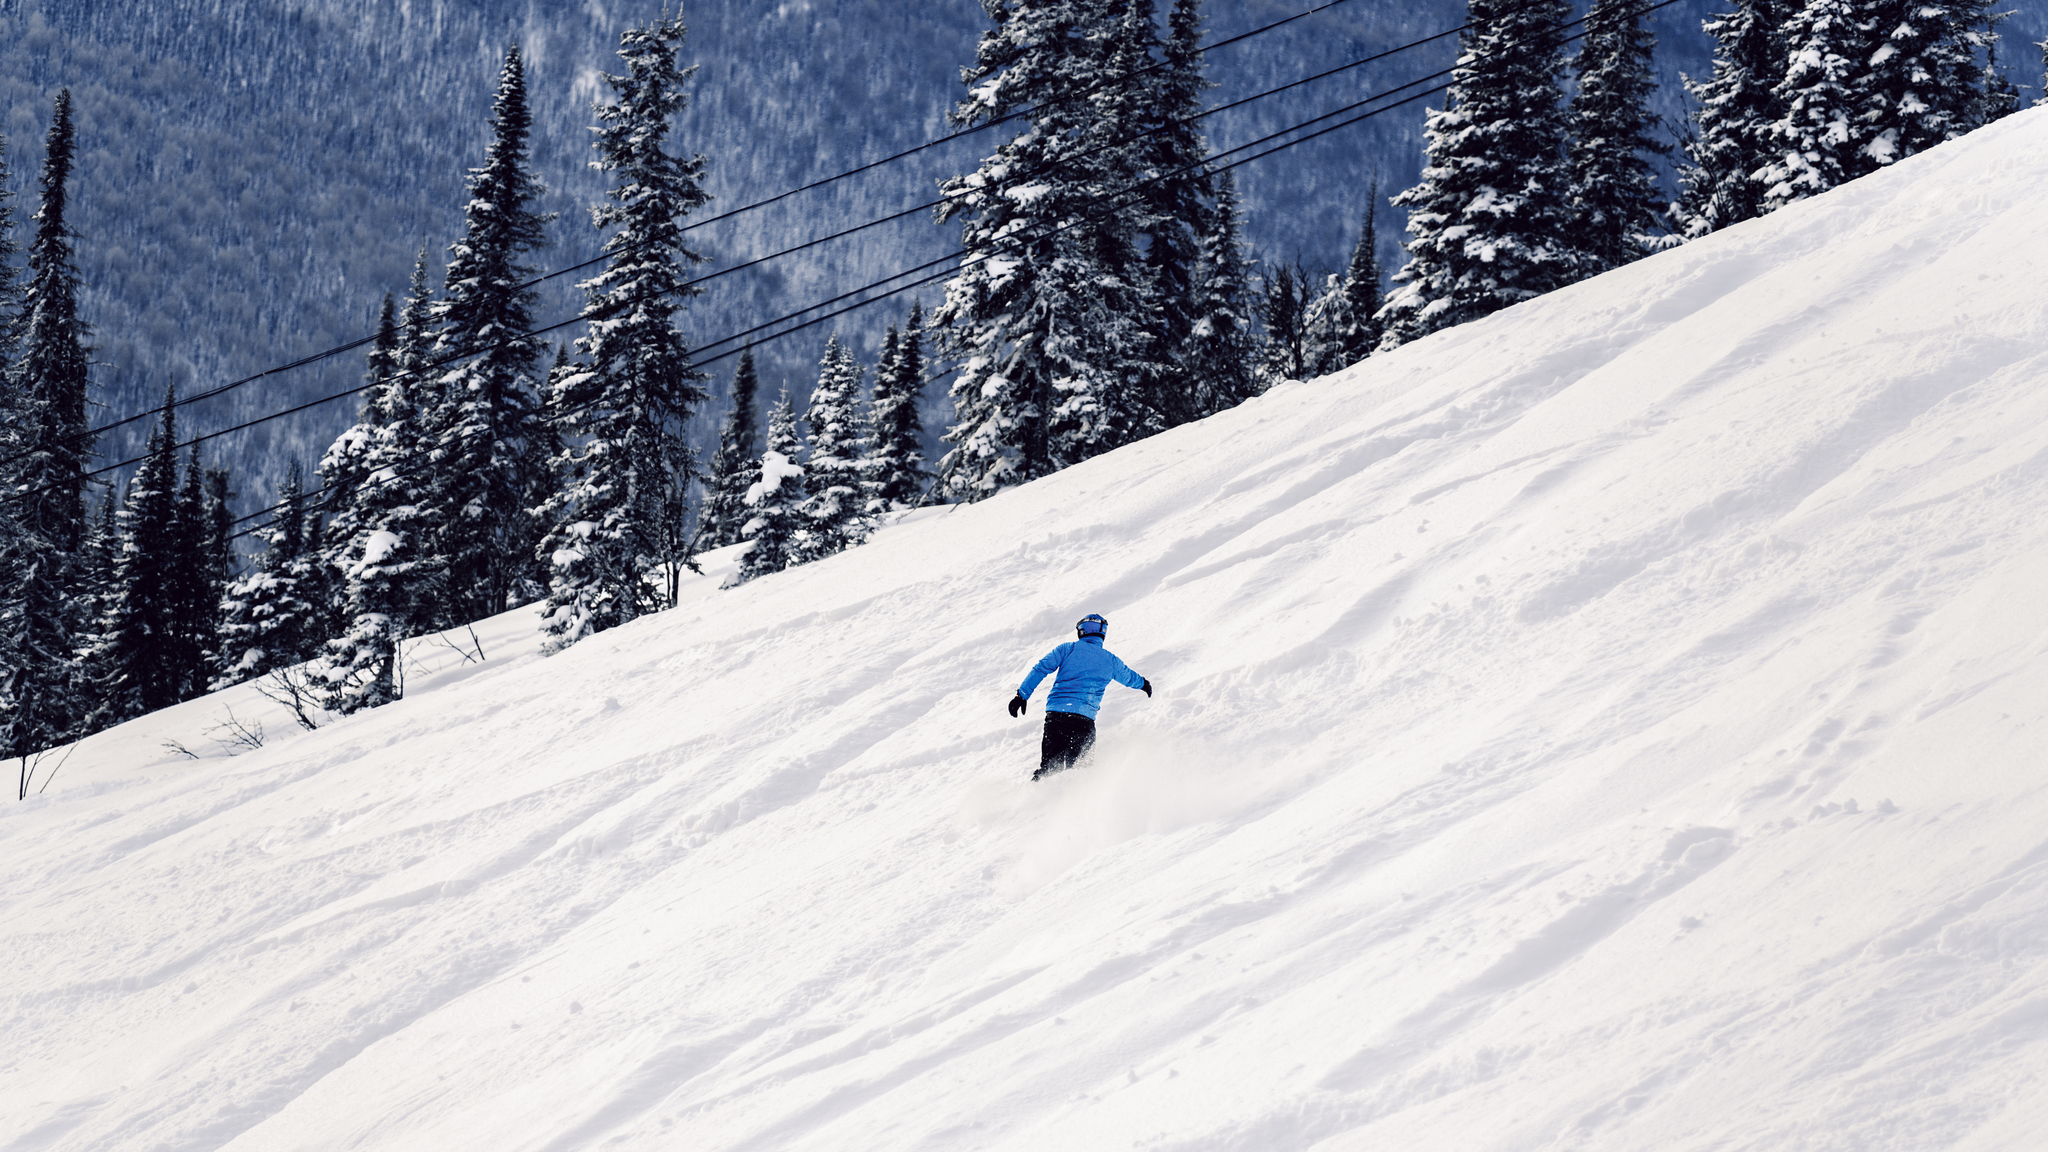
[1075, 613, 1108, 640]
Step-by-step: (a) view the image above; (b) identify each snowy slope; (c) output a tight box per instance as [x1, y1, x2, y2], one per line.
[14, 111, 2048, 1151]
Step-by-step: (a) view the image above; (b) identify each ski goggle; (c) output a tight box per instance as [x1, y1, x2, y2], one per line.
[1075, 614, 1108, 638]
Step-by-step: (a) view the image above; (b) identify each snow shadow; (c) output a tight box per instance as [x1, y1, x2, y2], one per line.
[956, 723, 1271, 895]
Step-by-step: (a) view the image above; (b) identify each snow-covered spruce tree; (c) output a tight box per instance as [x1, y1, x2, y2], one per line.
[867, 304, 932, 511]
[214, 462, 324, 690]
[4, 91, 94, 754]
[1115, 0, 1217, 429]
[423, 45, 556, 628]
[316, 256, 444, 714]
[1300, 274, 1353, 379]
[318, 291, 400, 559]
[935, 0, 1158, 501]
[1676, 0, 1788, 237]
[165, 448, 222, 704]
[730, 389, 807, 586]
[1759, 0, 1878, 209]
[1569, 0, 1669, 273]
[1183, 169, 1258, 413]
[536, 12, 712, 653]
[1981, 11, 2022, 121]
[321, 250, 433, 621]
[1257, 263, 1311, 386]
[1856, 0, 1992, 168]
[89, 390, 184, 727]
[793, 334, 873, 564]
[701, 349, 763, 549]
[1379, 0, 1580, 349]
[1302, 194, 1389, 378]
[200, 458, 235, 671]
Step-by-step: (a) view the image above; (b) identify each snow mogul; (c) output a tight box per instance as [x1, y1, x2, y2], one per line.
[1008, 613, 1152, 780]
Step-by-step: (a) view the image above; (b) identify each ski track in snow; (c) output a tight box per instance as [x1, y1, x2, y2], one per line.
[13, 112, 2048, 1150]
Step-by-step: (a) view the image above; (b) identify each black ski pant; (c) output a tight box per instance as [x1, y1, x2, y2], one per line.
[1034, 710, 1097, 780]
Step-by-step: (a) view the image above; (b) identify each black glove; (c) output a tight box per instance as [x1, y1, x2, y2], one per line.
[1008, 694, 1027, 718]
[1141, 678, 1153, 698]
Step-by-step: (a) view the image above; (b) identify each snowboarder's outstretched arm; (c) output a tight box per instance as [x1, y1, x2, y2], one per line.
[1011, 643, 1070, 716]
[1108, 654, 1149, 696]
[1017, 643, 1071, 701]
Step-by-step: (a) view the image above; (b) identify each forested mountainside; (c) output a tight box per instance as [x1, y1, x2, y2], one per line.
[0, 0, 2042, 510]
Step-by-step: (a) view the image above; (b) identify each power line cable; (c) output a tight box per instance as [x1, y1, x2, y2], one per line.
[23, 0, 1376, 468]
[70, 12, 1506, 492]
[223, 0, 1684, 545]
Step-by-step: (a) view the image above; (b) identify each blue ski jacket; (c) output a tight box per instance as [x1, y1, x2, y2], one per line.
[1018, 636, 1145, 720]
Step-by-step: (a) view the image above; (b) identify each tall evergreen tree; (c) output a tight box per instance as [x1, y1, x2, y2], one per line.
[1302, 195, 1388, 377]
[1299, 274, 1353, 379]
[1183, 169, 1259, 413]
[536, 11, 711, 653]
[794, 334, 873, 563]
[424, 45, 556, 626]
[1981, 11, 2022, 121]
[1121, 0, 1216, 428]
[1379, 0, 1580, 349]
[1858, 0, 1992, 166]
[1257, 263, 1311, 385]
[935, 0, 1157, 501]
[91, 389, 184, 726]
[732, 390, 807, 586]
[867, 304, 932, 511]
[702, 349, 763, 549]
[319, 292, 400, 553]
[1569, 0, 1669, 272]
[1759, 0, 1878, 208]
[4, 92, 93, 756]
[215, 462, 324, 689]
[1677, 0, 1788, 236]
[164, 447, 220, 704]
[317, 257, 442, 714]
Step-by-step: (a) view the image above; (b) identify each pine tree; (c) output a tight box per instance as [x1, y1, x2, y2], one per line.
[1124, 0, 1217, 428]
[424, 45, 556, 627]
[1858, 0, 1992, 167]
[319, 291, 400, 556]
[1183, 169, 1259, 413]
[1300, 274, 1353, 379]
[1343, 194, 1386, 358]
[1760, 0, 1878, 208]
[536, 12, 712, 652]
[4, 92, 94, 756]
[1300, 196, 1388, 378]
[165, 447, 221, 704]
[1569, 0, 1669, 273]
[702, 349, 763, 549]
[1677, 0, 1788, 236]
[1379, 0, 1580, 349]
[935, 0, 1158, 501]
[1257, 263, 1311, 385]
[794, 334, 873, 564]
[1981, 11, 2022, 121]
[91, 389, 184, 726]
[215, 462, 324, 689]
[867, 304, 932, 511]
[317, 257, 443, 714]
[731, 390, 807, 586]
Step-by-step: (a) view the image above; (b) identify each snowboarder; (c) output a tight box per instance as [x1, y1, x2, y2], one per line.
[1009, 613, 1152, 780]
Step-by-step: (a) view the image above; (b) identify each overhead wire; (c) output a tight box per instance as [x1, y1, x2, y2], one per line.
[72, 0, 1509, 494]
[222, 0, 1686, 545]
[15, 0, 1374, 469]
